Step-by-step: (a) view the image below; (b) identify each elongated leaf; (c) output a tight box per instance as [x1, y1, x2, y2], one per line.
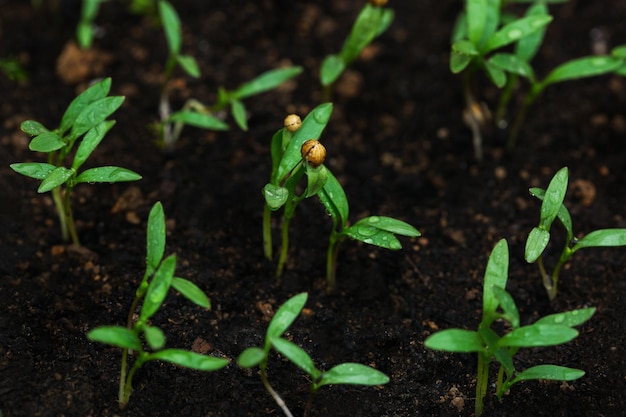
[540, 167, 568, 228]
[21, 120, 49, 136]
[485, 15, 553, 52]
[485, 60, 507, 87]
[74, 166, 142, 184]
[318, 170, 349, 230]
[159, 0, 182, 54]
[497, 324, 578, 348]
[466, 0, 488, 47]
[139, 254, 176, 323]
[450, 50, 473, 73]
[147, 349, 229, 371]
[266, 293, 308, 349]
[10, 162, 56, 180]
[512, 365, 584, 384]
[318, 363, 389, 387]
[72, 96, 124, 138]
[451, 11, 467, 42]
[237, 347, 266, 368]
[72, 120, 115, 170]
[230, 99, 248, 131]
[352, 216, 420, 237]
[29, 131, 65, 152]
[320, 54, 346, 86]
[176, 54, 200, 78]
[167, 110, 229, 130]
[344, 225, 402, 250]
[87, 325, 142, 351]
[492, 285, 519, 329]
[60, 78, 111, 134]
[144, 325, 166, 350]
[272, 337, 320, 379]
[573, 229, 626, 250]
[543, 56, 622, 87]
[530, 187, 573, 242]
[340, 3, 387, 64]
[515, 2, 549, 62]
[525, 227, 550, 263]
[232, 67, 303, 100]
[535, 307, 595, 327]
[489, 53, 535, 80]
[38, 167, 74, 193]
[424, 329, 483, 353]
[171, 277, 210, 309]
[483, 239, 509, 319]
[146, 202, 166, 275]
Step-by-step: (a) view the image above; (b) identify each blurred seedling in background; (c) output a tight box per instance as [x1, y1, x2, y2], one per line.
[262, 104, 420, 288]
[87, 202, 229, 409]
[425, 239, 595, 416]
[0, 56, 28, 82]
[237, 293, 389, 417]
[10, 77, 141, 246]
[525, 166, 626, 300]
[319, 0, 394, 101]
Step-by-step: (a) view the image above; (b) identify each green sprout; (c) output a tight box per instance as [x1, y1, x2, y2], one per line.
[262, 104, 420, 288]
[10, 77, 141, 246]
[0, 56, 28, 82]
[237, 293, 389, 417]
[319, 0, 394, 101]
[525, 166, 626, 300]
[425, 238, 595, 416]
[87, 202, 229, 409]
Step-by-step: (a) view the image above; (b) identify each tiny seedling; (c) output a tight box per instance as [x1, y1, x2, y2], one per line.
[525, 166, 626, 300]
[319, 0, 394, 101]
[237, 293, 389, 417]
[87, 202, 229, 409]
[425, 239, 595, 416]
[10, 77, 141, 245]
[77, 0, 105, 48]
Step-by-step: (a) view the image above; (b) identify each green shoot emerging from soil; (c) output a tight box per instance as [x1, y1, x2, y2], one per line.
[425, 238, 595, 416]
[10, 77, 141, 245]
[525, 166, 626, 300]
[319, 0, 394, 101]
[87, 202, 229, 409]
[237, 293, 389, 417]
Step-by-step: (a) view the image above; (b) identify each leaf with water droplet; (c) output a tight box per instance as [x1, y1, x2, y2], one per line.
[535, 307, 595, 327]
[262, 183, 289, 210]
[74, 166, 142, 184]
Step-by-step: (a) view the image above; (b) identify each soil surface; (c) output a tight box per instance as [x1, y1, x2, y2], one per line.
[1, 1, 626, 416]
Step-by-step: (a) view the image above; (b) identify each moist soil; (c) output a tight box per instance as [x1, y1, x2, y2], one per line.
[1, 1, 626, 416]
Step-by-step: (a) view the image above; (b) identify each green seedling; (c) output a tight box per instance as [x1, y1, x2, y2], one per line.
[425, 238, 595, 416]
[237, 293, 389, 417]
[262, 104, 420, 288]
[87, 202, 229, 409]
[0, 56, 28, 82]
[77, 0, 105, 48]
[10, 77, 141, 245]
[319, 0, 394, 101]
[525, 166, 626, 300]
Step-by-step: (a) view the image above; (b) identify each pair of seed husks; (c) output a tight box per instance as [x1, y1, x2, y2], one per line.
[284, 114, 326, 168]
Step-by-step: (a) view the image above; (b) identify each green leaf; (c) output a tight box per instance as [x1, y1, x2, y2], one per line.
[484, 60, 507, 87]
[262, 183, 289, 211]
[176, 54, 200, 78]
[159, 0, 182, 54]
[320, 54, 346, 86]
[275, 103, 333, 184]
[515, 2, 549, 62]
[451, 11, 467, 42]
[318, 363, 389, 388]
[512, 365, 585, 384]
[266, 293, 308, 349]
[139, 254, 176, 323]
[74, 166, 142, 184]
[72, 96, 124, 138]
[497, 324, 578, 348]
[424, 329, 483, 353]
[146, 201, 166, 275]
[60, 78, 111, 134]
[530, 187, 573, 242]
[489, 53, 535, 80]
[466, 0, 488, 47]
[87, 325, 143, 351]
[72, 120, 115, 171]
[38, 167, 74, 193]
[171, 277, 210, 309]
[543, 55, 622, 87]
[232, 67, 303, 100]
[20, 120, 49, 136]
[340, 3, 388, 64]
[10, 162, 56, 180]
[612, 45, 626, 59]
[167, 110, 229, 130]
[525, 227, 550, 263]
[147, 349, 229, 371]
[230, 99, 248, 131]
[492, 285, 519, 329]
[29, 132, 65, 153]
[482, 239, 509, 319]
[539, 166, 568, 228]
[573, 229, 626, 250]
[535, 307, 595, 328]
[144, 325, 166, 350]
[237, 347, 266, 368]
[318, 170, 349, 230]
[344, 223, 401, 250]
[356, 216, 420, 237]
[485, 15, 553, 52]
[304, 164, 329, 198]
[271, 337, 320, 379]
[450, 50, 473, 74]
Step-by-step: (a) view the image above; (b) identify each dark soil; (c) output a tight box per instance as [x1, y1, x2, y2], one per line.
[1, 1, 626, 416]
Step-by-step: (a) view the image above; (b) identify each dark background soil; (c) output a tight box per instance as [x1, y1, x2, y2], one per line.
[1, 1, 626, 416]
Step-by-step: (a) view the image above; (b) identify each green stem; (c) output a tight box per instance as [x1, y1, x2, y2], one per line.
[51, 187, 69, 242]
[326, 232, 344, 290]
[475, 351, 490, 417]
[62, 185, 79, 246]
[303, 388, 318, 417]
[495, 74, 518, 127]
[118, 347, 129, 408]
[537, 256, 557, 300]
[120, 354, 145, 409]
[276, 214, 291, 278]
[263, 203, 273, 260]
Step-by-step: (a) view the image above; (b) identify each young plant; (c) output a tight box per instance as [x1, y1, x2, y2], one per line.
[525, 166, 626, 300]
[425, 239, 595, 416]
[237, 293, 389, 417]
[77, 0, 105, 48]
[87, 202, 229, 409]
[10, 77, 141, 245]
[319, 0, 394, 101]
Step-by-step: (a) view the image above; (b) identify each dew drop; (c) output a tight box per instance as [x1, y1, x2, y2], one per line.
[508, 28, 522, 39]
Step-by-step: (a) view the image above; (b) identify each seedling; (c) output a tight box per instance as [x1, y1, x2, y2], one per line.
[425, 239, 595, 416]
[525, 166, 626, 300]
[237, 293, 389, 417]
[319, 0, 394, 101]
[10, 77, 141, 245]
[77, 0, 105, 48]
[87, 202, 229, 409]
